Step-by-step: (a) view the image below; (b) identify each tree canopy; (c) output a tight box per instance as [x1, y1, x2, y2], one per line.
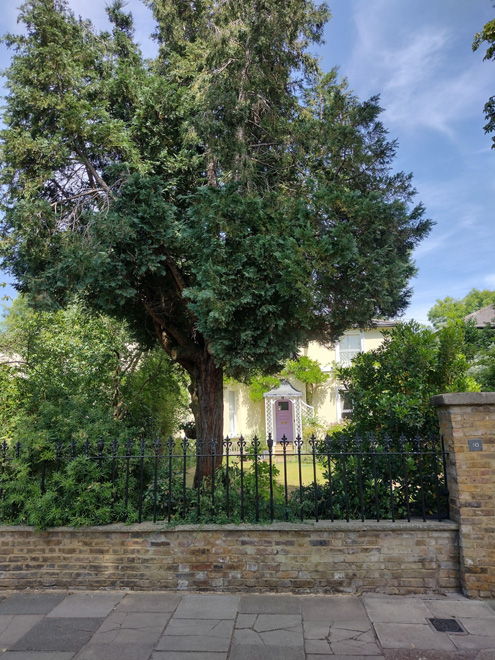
[428, 288, 495, 393]
[428, 288, 495, 328]
[473, 12, 495, 147]
[0, 0, 431, 465]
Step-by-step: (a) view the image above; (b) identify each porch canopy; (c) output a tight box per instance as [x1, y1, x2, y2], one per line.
[263, 379, 303, 443]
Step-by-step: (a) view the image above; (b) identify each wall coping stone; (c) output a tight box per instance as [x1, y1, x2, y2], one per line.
[0, 520, 459, 534]
[431, 392, 495, 406]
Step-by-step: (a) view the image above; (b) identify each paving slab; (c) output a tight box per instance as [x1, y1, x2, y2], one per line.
[116, 593, 181, 613]
[308, 656, 384, 660]
[0, 593, 66, 614]
[73, 642, 155, 660]
[250, 614, 302, 634]
[329, 623, 382, 656]
[151, 654, 227, 660]
[302, 596, 369, 622]
[475, 651, 495, 660]
[173, 595, 239, 620]
[239, 595, 301, 615]
[163, 618, 234, 638]
[9, 617, 104, 653]
[234, 627, 303, 648]
[449, 634, 495, 652]
[363, 596, 433, 624]
[47, 593, 123, 618]
[157, 619, 234, 652]
[90, 610, 171, 644]
[426, 600, 495, 620]
[303, 618, 379, 656]
[232, 613, 303, 648]
[229, 645, 305, 660]
[0, 653, 76, 660]
[459, 618, 495, 637]
[382, 652, 478, 660]
[0, 614, 44, 648]
[373, 622, 457, 652]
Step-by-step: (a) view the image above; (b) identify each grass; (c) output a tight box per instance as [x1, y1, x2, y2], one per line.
[274, 458, 325, 487]
[185, 457, 325, 489]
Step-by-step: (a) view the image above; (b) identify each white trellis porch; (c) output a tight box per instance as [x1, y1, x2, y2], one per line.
[263, 379, 314, 446]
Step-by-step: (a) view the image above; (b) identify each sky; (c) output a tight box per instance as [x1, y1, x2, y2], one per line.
[0, 0, 494, 324]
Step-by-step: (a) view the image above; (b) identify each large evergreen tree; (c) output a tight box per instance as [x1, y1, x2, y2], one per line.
[0, 0, 431, 477]
[473, 10, 495, 147]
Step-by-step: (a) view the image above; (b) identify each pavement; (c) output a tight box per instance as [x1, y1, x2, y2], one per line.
[0, 591, 493, 660]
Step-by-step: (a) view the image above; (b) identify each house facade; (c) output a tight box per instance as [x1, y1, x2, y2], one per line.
[223, 322, 395, 445]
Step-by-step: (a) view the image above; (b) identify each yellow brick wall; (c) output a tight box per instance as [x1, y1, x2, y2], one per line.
[431, 392, 495, 598]
[0, 521, 459, 595]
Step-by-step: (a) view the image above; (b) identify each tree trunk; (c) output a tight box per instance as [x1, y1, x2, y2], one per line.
[188, 352, 224, 485]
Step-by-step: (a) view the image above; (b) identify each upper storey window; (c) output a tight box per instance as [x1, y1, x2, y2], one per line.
[336, 332, 363, 367]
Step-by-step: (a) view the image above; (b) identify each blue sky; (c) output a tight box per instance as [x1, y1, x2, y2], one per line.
[1, 0, 494, 323]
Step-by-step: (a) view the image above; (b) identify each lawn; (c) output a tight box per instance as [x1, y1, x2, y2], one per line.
[185, 457, 325, 489]
[275, 458, 325, 488]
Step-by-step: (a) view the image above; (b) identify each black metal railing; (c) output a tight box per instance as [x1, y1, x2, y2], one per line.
[0, 433, 449, 527]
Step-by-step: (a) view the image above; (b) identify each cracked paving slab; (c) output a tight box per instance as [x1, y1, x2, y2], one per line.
[304, 620, 381, 656]
[233, 613, 303, 648]
[157, 618, 234, 652]
[91, 611, 171, 644]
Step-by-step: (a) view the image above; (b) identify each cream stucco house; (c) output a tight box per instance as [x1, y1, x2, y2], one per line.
[223, 321, 395, 447]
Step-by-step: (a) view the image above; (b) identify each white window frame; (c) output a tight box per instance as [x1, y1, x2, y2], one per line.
[336, 387, 353, 422]
[335, 331, 364, 367]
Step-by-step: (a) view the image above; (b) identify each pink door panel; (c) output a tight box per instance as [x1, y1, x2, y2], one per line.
[275, 399, 293, 443]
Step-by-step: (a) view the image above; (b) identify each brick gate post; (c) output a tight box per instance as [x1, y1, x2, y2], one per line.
[431, 392, 495, 598]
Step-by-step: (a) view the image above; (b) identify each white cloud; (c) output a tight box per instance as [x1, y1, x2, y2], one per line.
[345, 1, 492, 137]
[484, 274, 495, 289]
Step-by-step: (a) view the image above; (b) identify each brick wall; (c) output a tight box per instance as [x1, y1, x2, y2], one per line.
[0, 521, 459, 595]
[431, 392, 495, 598]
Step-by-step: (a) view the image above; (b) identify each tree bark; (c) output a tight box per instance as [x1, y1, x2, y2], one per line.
[188, 352, 224, 485]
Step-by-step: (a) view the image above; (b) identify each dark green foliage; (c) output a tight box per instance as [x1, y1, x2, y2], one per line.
[473, 15, 495, 146]
[0, 433, 446, 527]
[0, 0, 431, 450]
[336, 321, 478, 439]
[293, 434, 447, 522]
[144, 458, 286, 525]
[0, 440, 147, 528]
